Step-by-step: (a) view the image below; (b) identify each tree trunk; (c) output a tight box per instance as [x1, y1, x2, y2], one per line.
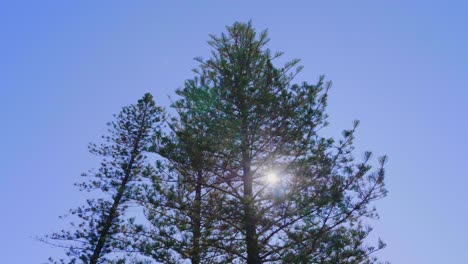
[191, 170, 203, 264]
[89, 168, 132, 264]
[241, 113, 261, 264]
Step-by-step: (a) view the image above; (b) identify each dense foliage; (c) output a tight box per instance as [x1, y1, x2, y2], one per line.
[45, 22, 388, 264]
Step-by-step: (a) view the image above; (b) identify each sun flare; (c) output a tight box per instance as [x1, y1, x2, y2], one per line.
[266, 171, 279, 184]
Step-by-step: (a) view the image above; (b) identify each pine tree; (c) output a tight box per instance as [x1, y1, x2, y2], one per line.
[130, 89, 232, 263]
[43, 21, 389, 264]
[44, 93, 164, 264]
[169, 22, 388, 263]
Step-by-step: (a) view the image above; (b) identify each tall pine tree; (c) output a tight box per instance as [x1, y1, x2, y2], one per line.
[169, 22, 388, 263]
[45, 94, 164, 264]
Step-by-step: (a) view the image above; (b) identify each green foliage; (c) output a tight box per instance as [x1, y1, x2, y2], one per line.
[157, 21, 388, 263]
[44, 94, 165, 264]
[45, 22, 388, 264]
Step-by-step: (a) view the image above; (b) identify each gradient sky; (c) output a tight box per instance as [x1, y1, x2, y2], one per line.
[1, 1, 467, 263]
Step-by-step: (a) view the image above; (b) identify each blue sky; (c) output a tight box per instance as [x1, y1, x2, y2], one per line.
[1, 1, 467, 263]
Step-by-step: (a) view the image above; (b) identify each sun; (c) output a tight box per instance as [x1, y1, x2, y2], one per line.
[266, 171, 279, 184]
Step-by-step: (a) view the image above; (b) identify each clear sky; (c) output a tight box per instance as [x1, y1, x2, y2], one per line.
[1, 1, 467, 263]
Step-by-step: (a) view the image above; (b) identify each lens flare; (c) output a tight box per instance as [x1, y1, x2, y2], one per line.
[266, 171, 279, 184]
